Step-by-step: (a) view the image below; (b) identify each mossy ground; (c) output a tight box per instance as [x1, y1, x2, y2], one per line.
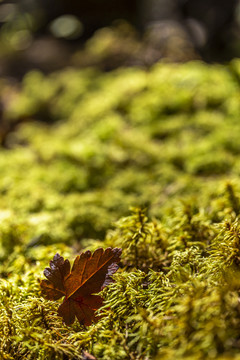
[1, 60, 240, 359]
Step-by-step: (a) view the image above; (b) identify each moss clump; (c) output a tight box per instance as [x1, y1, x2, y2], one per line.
[1, 60, 240, 358]
[0, 60, 240, 243]
[2, 205, 240, 359]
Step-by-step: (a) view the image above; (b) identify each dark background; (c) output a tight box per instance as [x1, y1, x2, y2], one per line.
[1, 0, 240, 77]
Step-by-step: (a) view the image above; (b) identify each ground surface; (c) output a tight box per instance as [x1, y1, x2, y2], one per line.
[1, 60, 240, 359]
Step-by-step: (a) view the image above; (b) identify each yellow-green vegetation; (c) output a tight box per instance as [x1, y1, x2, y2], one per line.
[1, 60, 240, 359]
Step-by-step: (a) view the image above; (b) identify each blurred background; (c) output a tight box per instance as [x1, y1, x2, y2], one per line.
[1, 0, 240, 78]
[1, 0, 240, 271]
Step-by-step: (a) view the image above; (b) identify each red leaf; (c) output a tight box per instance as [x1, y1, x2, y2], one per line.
[40, 248, 121, 326]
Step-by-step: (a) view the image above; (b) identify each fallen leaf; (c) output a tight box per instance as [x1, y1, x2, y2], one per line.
[40, 248, 122, 326]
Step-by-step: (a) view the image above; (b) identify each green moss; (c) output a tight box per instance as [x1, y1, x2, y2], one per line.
[1, 59, 240, 358]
